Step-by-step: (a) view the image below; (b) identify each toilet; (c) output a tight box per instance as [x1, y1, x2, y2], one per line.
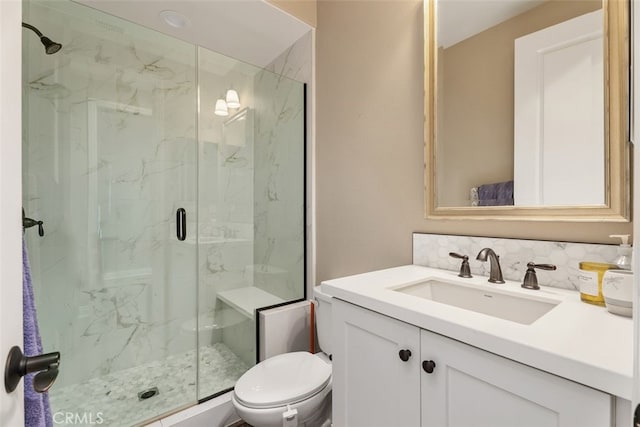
[232, 287, 333, 427]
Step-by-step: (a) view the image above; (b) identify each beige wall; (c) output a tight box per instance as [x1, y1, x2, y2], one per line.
[268, 0, 317, 27]
[316, 0, 632, 284]
[439, 0, 601, 206]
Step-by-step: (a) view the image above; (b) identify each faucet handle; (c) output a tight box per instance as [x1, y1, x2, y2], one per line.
[449, 252, 472, 278]
[521, 262, 557, 290]
[529, 263, 557, 271]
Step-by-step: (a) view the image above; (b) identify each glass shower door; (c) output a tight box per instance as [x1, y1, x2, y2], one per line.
[22, 0, 308, 422]
[196, 47, 306, 399]
[22, 0, 199, 424]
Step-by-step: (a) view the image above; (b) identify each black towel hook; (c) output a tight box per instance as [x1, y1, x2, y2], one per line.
[22, 208, 44, 237]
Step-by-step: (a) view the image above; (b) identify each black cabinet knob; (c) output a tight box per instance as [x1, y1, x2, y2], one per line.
[398, 349, 412, 362]
[422, 360, 436, 374]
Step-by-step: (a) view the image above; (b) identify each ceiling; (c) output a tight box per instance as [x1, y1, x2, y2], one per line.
[438, 0, 545, 48]
[74, 0, 312, 67]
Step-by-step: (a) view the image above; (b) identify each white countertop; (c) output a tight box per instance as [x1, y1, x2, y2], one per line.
[321, 265, 633, 399]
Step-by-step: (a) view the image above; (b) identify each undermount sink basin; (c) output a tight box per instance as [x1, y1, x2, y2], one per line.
[394, 279, 560, 325]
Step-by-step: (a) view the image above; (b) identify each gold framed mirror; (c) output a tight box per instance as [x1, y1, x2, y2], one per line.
[424, 0, 630, 221]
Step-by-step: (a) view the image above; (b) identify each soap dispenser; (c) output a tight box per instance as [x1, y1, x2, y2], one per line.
[610, 234, 632, 270]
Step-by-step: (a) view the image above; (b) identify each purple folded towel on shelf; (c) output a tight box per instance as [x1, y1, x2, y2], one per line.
[23, 237, 53, 427]
[478, 180, 514, 206]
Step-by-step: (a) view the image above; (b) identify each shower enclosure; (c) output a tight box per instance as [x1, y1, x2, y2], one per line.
[21, 0, 305, 425]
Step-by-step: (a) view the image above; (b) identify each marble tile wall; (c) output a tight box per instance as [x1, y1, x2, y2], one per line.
[413, 233, 620, 291]
[196, 50, 255, 343]
[252, 32, 311, 302]
[265, 31, 313, 84]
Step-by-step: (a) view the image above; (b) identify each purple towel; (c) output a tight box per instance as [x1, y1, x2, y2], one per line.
[478, 181, 514, 206]
[23, 237, 53, 427]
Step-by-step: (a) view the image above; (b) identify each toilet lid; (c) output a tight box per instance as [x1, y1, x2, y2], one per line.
[234, 351, 331, 409]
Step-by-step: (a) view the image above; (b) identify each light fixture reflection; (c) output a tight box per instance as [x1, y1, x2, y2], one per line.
[214, 99, 229, 116]
[226, 89, 241, 109]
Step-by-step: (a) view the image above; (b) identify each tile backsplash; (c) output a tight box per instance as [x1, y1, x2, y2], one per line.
[413, 233, 620, 291]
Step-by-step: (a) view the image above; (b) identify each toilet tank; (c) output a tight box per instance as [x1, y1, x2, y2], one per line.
[313, 286, 333, 356]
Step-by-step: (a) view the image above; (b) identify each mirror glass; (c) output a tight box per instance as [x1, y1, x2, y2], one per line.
[426, 0, 629, 219]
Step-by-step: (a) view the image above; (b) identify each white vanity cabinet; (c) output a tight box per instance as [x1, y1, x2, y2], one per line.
[332, 298, 421, 426]
[420, 329, 611, 427]
[333, 299, 613, 427]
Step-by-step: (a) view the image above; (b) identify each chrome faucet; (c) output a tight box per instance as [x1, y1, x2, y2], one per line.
[476, 248, 505, 283]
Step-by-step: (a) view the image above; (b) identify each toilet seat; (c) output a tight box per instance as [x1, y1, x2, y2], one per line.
[234, 351, 331, 409]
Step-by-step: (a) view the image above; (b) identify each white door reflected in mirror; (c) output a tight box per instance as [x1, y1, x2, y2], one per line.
[514, 9, 604, 206]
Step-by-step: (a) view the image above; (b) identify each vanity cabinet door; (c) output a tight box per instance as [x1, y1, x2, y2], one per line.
[332, 300, 421, 427]
[420, 329, 612, 427]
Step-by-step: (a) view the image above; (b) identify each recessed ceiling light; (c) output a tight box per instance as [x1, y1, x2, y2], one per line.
[160, 10, 190, 28]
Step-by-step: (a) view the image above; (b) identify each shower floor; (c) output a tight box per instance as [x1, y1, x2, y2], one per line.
[49, 343, 249, 426]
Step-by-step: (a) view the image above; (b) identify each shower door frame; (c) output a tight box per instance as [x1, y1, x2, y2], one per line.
[0, 1, 25, 425]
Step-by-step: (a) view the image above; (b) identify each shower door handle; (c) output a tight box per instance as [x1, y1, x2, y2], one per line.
[176, 208, 186, 241]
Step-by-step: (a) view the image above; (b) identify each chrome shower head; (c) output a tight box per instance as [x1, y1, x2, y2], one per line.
[22, 22, 62, 55]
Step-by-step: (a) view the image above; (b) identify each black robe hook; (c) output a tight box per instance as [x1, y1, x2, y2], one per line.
[22, 208, 44, 237]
